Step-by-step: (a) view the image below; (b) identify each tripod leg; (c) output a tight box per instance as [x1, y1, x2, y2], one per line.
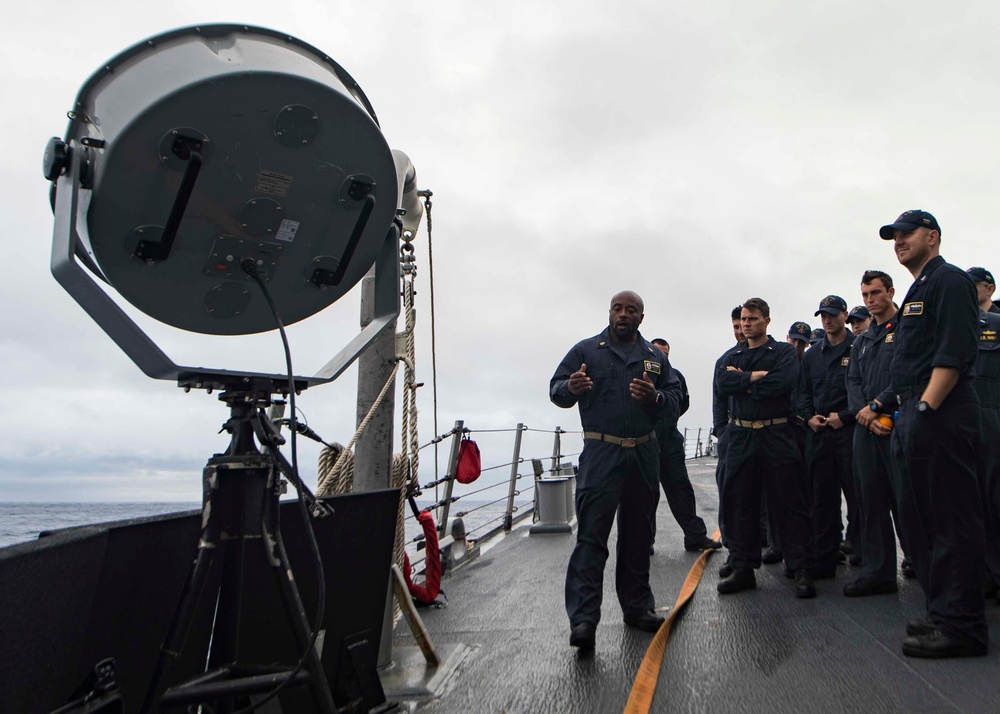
[140, 539, 221, 714]
[267, 510, 337, 712]
[141, 459, 232, 714]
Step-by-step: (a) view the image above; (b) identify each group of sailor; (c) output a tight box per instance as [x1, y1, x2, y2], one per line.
[550, 209, 998, 657]
[712, 209, 998, 659]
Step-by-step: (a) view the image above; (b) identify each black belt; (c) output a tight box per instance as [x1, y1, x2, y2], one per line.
[582, 431, 655, 448]
[896, 382, 929, 403]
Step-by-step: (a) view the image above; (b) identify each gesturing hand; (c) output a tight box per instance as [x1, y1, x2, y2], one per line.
[630, 371, 657, 403]
[568, 363, 593, 395]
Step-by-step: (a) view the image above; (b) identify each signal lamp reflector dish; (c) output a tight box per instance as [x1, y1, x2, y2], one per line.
[64, 24, 398, 335]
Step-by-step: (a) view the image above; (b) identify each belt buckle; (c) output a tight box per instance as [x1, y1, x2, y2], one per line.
[751, 420, 765, 429]
[620, 437, 637, 448]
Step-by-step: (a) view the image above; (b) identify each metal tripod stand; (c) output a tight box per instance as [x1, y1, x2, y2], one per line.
[140, 382, 335, 713]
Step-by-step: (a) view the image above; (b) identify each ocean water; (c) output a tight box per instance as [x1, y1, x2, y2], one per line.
[0, 498, 532, 550]
[0, 502, 201, 548]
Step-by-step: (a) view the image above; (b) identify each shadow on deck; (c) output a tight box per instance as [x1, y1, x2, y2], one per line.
[389, 457, 1000, 713]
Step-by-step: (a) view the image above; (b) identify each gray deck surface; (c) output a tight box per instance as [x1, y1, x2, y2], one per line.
[390, 458, 1000, 713]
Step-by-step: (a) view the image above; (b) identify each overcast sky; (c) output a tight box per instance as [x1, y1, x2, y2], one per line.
[1, 1, 996, 502]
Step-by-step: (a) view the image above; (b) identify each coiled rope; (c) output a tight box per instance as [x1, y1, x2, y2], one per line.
[315, 221, 425, 618]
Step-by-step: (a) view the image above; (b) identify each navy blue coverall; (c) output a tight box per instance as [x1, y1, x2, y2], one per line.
[712, 344, 741, 546]
[550, 328, 681, 626]
[974, 309, 1000, 588]
[890, 256, 986, 649]
[717, 337, 813, 571]
[846, 311, 906, 583]
[654, 368, 710, 548]
[798, 331, 858, 572]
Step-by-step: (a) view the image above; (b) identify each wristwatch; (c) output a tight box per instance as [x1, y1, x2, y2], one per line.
[916, 400, 932, 413]
[868, 399, 879, 413]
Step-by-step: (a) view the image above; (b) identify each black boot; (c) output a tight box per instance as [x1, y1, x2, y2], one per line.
[761, 547, 783, 564]
[717, 568, 756, 594]
[570, 622, 596, 649]
[795, 569, 816, 598]
[719, 553, 735, 578]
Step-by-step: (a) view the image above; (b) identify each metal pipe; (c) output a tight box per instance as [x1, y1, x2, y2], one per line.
[504, 424, 525, 530]
[550, 426, 563, 474]
[389, 564, 440, 666]
[437, 420, 464, 537]
[531, 458, 544, 522]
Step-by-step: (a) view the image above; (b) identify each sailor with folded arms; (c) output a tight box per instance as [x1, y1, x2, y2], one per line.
[747, 320, 816, 571]
[550, 290, 682, 651]
[715, 298, 816, 598]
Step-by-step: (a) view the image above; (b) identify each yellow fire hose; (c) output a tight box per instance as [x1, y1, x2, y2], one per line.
[624, 528, 722, 714]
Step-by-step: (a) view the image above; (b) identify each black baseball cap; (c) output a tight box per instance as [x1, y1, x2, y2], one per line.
[847, 305, 871, 322]
[879, 210, 941, 240]
[787, 321, 812, 342]
[810, 328, 825, 344]
[814, 295, 848, 316]
[968, 267, 995, 285]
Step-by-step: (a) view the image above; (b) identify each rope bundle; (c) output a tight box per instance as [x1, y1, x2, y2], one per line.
[315, 205, 433, 621]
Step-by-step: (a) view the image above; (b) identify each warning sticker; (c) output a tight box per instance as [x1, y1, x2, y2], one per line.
[255, 170, 293, 197]
[275, 219, 300, 243]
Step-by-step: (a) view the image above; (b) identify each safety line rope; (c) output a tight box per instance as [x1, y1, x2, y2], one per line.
[624, 527, 722, 714]
[315, 360, 400, 495]
[419, 190, 440, 504]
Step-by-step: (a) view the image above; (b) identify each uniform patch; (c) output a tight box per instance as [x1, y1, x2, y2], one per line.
[982, 330, 998, 342]
[643, 360, 662, 374]
[885, 332, 895, 343]
[841, 357, 850, 367]
[903, 302, 924, 316]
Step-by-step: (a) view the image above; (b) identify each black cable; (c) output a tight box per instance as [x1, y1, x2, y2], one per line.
[417, 427, 459, 451]
[447, 478, 514, 500]
[523, 426, 583, 434]
[236, 259, 326, 713]
[480, 458, 523, 473]
[465, 512, 508, 536]
[457, 493, 514, 517]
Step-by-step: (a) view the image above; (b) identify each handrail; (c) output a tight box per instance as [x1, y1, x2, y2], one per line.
[403, 422, 713, 566]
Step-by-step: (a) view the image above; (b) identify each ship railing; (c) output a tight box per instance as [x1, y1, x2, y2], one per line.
[404, 421, 713, 567]
[404, 421, 581, 567]
[680, 426, 715, 459]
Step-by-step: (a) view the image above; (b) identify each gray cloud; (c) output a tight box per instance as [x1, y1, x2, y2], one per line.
[1, 1, 995, 504]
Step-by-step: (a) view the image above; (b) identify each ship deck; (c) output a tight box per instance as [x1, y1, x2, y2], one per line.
[388, 457, 1000, 713]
